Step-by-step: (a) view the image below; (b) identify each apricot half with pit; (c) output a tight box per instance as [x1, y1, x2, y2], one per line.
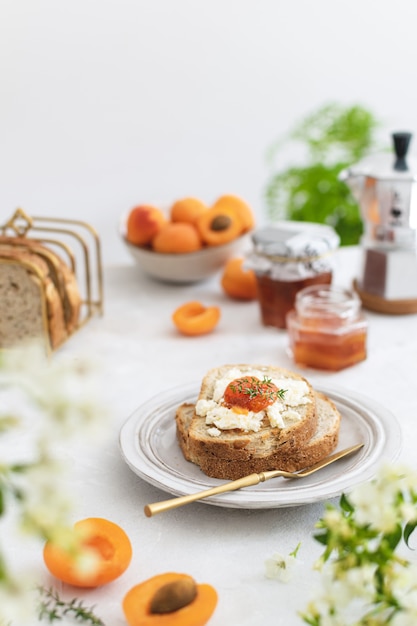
[123, 572, 218, 626]
[196, 206, 244, 246]
[212, 195, 255, 232]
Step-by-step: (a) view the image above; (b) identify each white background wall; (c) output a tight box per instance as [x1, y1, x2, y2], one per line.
[2, 0, 417, 264]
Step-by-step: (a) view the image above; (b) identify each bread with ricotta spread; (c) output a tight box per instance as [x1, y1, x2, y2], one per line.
[175, 364, 340, 480]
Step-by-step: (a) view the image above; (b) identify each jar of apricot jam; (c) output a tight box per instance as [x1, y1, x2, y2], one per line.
[286, 285, 368, 371]
[247, 222, 340, 329]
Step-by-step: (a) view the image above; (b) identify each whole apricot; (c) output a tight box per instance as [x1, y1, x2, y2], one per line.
[43, 517, 132, 587]
[172, 301, 220, 336]
[152, 222, 202, 254]
[212, 195, 255, 232]
[126, 205, 167, 246]
[170, 197, 208, 224]
[221, 257, 258, 301]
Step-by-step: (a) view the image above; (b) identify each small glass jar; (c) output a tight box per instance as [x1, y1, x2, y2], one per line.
[246, 222, 340, 329]
[286, 285, 368, 371]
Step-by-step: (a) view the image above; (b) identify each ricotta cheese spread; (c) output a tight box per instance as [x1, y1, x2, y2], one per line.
[195, 367, 311, 436]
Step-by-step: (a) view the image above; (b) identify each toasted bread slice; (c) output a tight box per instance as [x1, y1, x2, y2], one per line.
[176, 390, 341, 480]
[186, 364, 318, 463]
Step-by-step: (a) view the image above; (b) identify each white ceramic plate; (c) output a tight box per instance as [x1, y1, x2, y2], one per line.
[119, 383, 402, 509]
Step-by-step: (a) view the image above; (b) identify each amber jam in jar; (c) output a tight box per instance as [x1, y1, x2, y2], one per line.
[286, 285, 368, 371]
[247, 222, 340, 329]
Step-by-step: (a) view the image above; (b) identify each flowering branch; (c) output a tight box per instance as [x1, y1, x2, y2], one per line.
[301, 464, 417, 625]
[0, 341, 108, 625]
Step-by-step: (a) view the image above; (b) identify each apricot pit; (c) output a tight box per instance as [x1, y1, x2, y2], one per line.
[212, 195, 255, 232]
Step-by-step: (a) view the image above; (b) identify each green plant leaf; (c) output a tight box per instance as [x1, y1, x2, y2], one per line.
[339, 493, 354, 514]
[404, 520, 417, 548]
[264, 102, 382, 245]
[384, 524, 403, 551]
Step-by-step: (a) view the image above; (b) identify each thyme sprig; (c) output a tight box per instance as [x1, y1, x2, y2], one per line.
[229, 376, 286, 402]
[37, 586, 106, 625]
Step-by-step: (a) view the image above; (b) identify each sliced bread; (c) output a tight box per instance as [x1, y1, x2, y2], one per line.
[186, 364, 318, 464]
[0, 237, 81, 334]
[0, 235, 84, 350]
[0, 256, 67, 349]
[176, 390, 341, 480]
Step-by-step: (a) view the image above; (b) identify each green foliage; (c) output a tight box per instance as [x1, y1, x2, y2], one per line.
[265, 103, 382, 245]
[301, 465, 417, 625]
[38, 586, 106, 625]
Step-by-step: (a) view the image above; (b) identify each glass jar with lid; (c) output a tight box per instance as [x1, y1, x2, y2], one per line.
[246, 221, 340, 329]
[286, 284, 368, 371]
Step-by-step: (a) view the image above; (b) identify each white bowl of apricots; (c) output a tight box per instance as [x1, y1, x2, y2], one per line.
[121, 195, 255, 283]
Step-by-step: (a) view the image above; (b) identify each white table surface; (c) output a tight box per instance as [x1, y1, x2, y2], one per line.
[11, 246, 417, 625]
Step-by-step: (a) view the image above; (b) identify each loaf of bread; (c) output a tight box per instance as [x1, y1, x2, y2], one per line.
[175, 364, 341, 480]
[0, 237, 82, 350]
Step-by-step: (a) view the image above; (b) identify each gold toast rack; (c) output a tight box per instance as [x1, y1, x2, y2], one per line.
[0, 208, 104, 352]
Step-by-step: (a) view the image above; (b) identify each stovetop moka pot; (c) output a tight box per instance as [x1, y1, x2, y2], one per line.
[340, 131, 417, 314]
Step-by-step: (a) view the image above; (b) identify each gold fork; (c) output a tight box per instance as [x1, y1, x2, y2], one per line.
[144, 442, 364, 517]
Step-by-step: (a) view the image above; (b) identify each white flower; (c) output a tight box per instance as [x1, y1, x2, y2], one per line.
[390, 562, 417, 611]
[400, 502, 417, 525]
[18, 459, 74, 537]
[349, 478, 399, 533]
[340, 563, 378, 601]
[0, 340, 107, 440]
[265, 546, 300, 583]
[321, 507, 353, 539]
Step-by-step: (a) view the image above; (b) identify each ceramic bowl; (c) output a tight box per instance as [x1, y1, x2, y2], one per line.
[120, 220, 252, 284]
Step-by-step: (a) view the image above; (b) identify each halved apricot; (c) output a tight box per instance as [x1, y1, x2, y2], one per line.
[152, 223, 203, 253]
[170, 198, 208, 225]
[172, 301, 220, 336]
[195, 206, 244, 246]
[126, 205, 167, 246]
[212, 195, 255, 232]
[123, 572, 218, 626]
[43, 517, 132, 587]
[221, 257, 258, 301]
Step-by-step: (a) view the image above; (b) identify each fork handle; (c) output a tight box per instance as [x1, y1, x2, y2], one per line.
[144, 473, 264, 517]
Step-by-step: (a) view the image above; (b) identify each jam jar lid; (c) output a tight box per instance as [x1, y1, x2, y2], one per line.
[251, 221, 340, 259]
